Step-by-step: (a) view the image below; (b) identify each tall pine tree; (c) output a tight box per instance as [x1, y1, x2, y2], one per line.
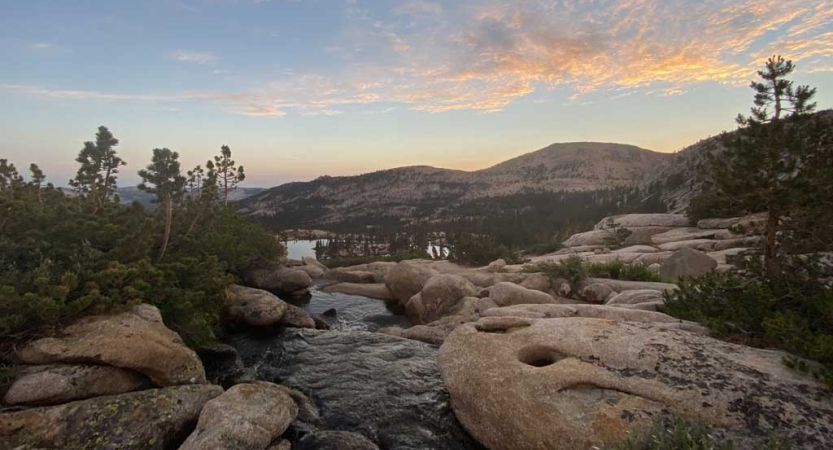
[705, 56, 817, 277]
[69, 126, 125, 210]
[213, 145, 245, 205]
[138, 148, 186, 261]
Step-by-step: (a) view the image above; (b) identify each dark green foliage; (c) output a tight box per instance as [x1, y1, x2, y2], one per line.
[587, 260, 664, 282]
[525, 255, 587, 292]
[68, 126, 125, 210]
[664, 259, 833, 386]
[447, 233, 521, 266]
[524, 239, 563, 256]
[690, 56, 820, 276]
[610, 417, 791, 450]
[320, 250, 432, 269]
[213, 145, 245, 205]
[1, 129, 282, 353]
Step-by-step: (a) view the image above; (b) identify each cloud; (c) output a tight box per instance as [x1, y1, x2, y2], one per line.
[170, 50, 220, 64]
[29, 43, 53, 50]
[6, 0, 832, 116]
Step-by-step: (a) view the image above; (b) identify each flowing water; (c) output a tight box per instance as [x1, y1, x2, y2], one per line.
[229, 288, 482, 450]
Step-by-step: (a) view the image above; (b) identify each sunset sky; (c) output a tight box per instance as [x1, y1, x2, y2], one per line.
[2, 0, 832, 187]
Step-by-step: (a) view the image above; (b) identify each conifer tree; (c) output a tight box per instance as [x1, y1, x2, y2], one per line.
[69, 126, 125, 210]
[213, 145, 245, 205]
[138, 148, 186, 261]
[29, 163, 45, 204]
[705, 56, 817, 277]
[0, 159, 23, 191]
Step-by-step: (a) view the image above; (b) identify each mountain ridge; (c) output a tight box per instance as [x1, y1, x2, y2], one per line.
[238, 142, 670, 229]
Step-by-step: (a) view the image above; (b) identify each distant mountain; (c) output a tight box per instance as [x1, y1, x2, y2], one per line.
[115, 186, 265, 208]
[58, 186, 265, 207]
[238, 142, 670, 230]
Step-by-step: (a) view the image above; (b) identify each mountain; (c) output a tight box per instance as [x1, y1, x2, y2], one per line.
[62, 186, 266, 208]
[238, 142, 670, 230]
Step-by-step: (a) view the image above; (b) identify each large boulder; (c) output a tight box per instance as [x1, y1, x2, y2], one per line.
[697, 212, 768, 231]
[486, 259, 506, 273]
[245, 264, 312, 294]
[479, 304, 698, 329]
[231, 329, 482, 450]
[0, 385, 222, 450]
[179, 382, 298, 450]
[17, 304, 205, 386]
[278, 304, 316, 329]
[323, 283, 394, 301]
[621, 227, 677, 246]
[4, 364, 151, 407]
[660, 247, 718, 280]
[329, 269, 380, 284]
[657, 239, 718, 252]
[605, 289, 665, 306]
[584, 277, 678, 294]
[651, 228, 737, 244]
[298, 264, 326, 279]
[385, 262, 439, 306]
[227, 284, 287, 327]
[595, 214, 690, 230]
[440, 318, 833, 450]
[563, 230, 611, 247]
[407, 274, 477, 324]
[578, 282, 614, 303]
[489, 282, 570, 307]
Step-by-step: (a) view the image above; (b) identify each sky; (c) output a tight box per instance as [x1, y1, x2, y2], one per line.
[2, 0, 832, 187]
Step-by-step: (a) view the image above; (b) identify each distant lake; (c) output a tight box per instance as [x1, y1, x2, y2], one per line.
[286, 239, 448, 261]
[286, 240, 325, 260]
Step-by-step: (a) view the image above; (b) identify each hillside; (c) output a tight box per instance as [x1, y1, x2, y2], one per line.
[637, 109, 833, 213]
[238, 142, 669, 230]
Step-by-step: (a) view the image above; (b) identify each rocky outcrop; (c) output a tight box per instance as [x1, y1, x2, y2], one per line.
[406, 274, 477, 324]
[328, 269, 380, 284]
[595, 214, 690, 230]
[488, 282, 569, 307]
[244, 264, 313, 294]
[231, 329, 482, 450]
[323, 283, 394, 301]
[3, 364, 150, 407]
[659, 247, 718, 280]
[697, 212, 768, 231]
[0, 385, 222, 450]
[17, 305, 205, 386]
[486, 259, 506, 273]
[385, 262, 439, 306]
[605, 289, 665, 306]
[578, 282, 614, 304]
[278, 304, 316, 329]
[227, 284, 288, 327]
[179, 382, 298, 450]
[440, 318, 833, 450]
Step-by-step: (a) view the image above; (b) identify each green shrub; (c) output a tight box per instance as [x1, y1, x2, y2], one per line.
[525, 255, 587, 291]
[587, 260, 664, 282]
[664, 262, 833, 386]
[610, 417, 790, 450]
[448, 233, 522, 266]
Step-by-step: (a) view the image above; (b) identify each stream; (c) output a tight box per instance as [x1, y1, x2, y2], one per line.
[228, 287, 483, 450]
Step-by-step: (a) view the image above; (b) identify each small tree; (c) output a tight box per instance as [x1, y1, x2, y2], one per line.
[213, 145, 245, 205]
[29, 163, 45, 204]
[138, 148, 186, 261]
[0, 159, 23, 191]
[69, 126, 125, 210]
[704, 56, 817, 277]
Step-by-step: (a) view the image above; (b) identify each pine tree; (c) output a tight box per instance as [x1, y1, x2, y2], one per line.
[213, 145, 245, 205]
[705, 56, 817, 277]
[69, 126, 125, 210]
[0, 159, 23, 191]
[138, 148, 186, 261]
[29, 163, 45, 204]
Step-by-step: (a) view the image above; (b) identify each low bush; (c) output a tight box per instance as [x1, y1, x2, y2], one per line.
[587, 260, 665, 282]
[664, 258, 833, 386]
[610, 417, 790, 450]
[448, 233, 522, 266]
[524, 255, 587, 291]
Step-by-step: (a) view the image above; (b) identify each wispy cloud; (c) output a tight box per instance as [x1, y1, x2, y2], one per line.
[6, 0, 832, 117]
[170, 50, 220, 65]
[29, 43, 53, 50]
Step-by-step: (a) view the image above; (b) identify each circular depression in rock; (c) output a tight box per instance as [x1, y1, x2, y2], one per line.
[517, 345, 566, 368]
